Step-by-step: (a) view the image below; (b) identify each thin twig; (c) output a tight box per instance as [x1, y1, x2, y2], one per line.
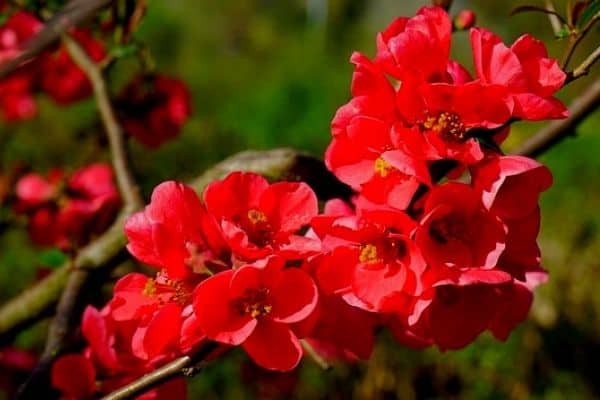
[514, 79, 600, 157]
[566, 45, 600, 83]
[100, 342, 219, 400]
[63, 35, 142, 210]
[301, 340, 332, 370]
[545, 0, 563, 36]
[561, 11, 600, 69]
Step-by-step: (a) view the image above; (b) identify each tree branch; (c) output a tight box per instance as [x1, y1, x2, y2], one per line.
[514, 79, 600, 157]
[566, 45, 600, 83]
[99, 342, 219, 400]
[62, 35, 142, 210]
[561, 11, 600, 69]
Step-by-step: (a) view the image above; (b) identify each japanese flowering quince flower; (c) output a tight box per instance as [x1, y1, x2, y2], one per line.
[125, 181, 228, 279]
[193, 256, 318, 371]
[470, 28, 567, 120]
[203, 172, 320, 261]
[14, 163, 120, 248]
[117, 74, 193, 148]
[0, 11, 42, 121]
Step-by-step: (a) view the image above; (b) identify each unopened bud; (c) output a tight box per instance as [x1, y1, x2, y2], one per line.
[454, 9, 476, 30]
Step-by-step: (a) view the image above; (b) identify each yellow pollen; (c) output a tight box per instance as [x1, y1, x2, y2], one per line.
[247, 209, 267, 224]
[142, 279, 156, 297]
[374, 158, 393, 177]
[423, 112, 467, 141]
[359, 244, 379, 263]
[246, 303, 273, 318]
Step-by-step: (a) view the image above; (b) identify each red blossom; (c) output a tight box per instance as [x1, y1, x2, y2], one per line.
[40, 29, 106, 105]
[193, 256, 318, 371]
[125, 181, 227, 279]
[416, 183, 507, 280]
[14, 164, 120, 248]
[203, 172, 320, 261]
[118, 75, 193, 148]
[470, 28, 567, 120]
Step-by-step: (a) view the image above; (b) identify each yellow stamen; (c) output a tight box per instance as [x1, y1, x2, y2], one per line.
[247, 209, 267, 224]
[374, 158, 393, 177]
[359, 244, 380, 263]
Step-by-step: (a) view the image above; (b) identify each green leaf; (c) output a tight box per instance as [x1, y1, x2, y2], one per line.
[110, 43, 140, 59]
[556, 25, 571, 38]
[577, 0, 600, 27]
[38, 248, 68, 268]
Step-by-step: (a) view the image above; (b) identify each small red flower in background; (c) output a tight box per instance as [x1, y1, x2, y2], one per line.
[0, 346, 38, 398]
[203, 172, 320, 262]
[0, 11, 42, 121]
[40, 29, 106, 105]
[14, 163, 120, 249]
[117, 75, 193, 148]
[194, 256, 318, 371]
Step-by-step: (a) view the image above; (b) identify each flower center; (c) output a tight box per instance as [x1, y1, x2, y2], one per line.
[247, 209, 267, 224]
[429, 217, 466, 244]
[233, 287, 273, 318]
[374, 157, 394, 177]
[423, 112, 467, 141]
[359, 244, 380, 263]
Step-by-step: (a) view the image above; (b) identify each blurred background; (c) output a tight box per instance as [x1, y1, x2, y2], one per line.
[1, 0, 599, 398]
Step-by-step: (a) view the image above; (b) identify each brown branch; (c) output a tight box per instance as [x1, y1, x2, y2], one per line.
[544, 0, 563, 36]
[561, 11, 600, 69]
[63, 35, 142, 210]
[99, 341, 219, 400]
[0, 0, 115, 80]
[566, 45, 600, 83]
[513, 79, 600, 157]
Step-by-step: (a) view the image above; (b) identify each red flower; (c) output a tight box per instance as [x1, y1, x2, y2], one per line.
[312, 205, 426, 316]
[118, 75, 193, 148]
[454, 9, 476, 30]
[125, 181, 227, 279]
[391, 270, 546, 350]
[470, 28, 567, 120]
[40, 29, 106, 105]
[375, 6, 452, 82]
[472, 155, 553, 220]
[193, 256, 318, 371]
[395, 79, 512, 164]
[0, 11, 43, 121]
[51, 354, 96, 400]
[415, 182, 508, 282]
[14, 164, 120, 248]
[300, 294, 376, 361]
[203, 172, 320, 261]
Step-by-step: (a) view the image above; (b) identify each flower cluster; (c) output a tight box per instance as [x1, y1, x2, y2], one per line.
[0, 11, 105, 121]
[14, 163, 120, 249]
[51, 6, 564, 399]
[0, 10, 192, 149]
[116, 74, 193, 148]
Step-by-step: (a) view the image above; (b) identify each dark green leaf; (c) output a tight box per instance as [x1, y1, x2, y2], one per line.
[578, 0, 600, 27]
[38, 249, 68, 268]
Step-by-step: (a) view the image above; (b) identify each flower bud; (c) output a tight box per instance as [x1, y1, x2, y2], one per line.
[454, 9, 476, 30]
